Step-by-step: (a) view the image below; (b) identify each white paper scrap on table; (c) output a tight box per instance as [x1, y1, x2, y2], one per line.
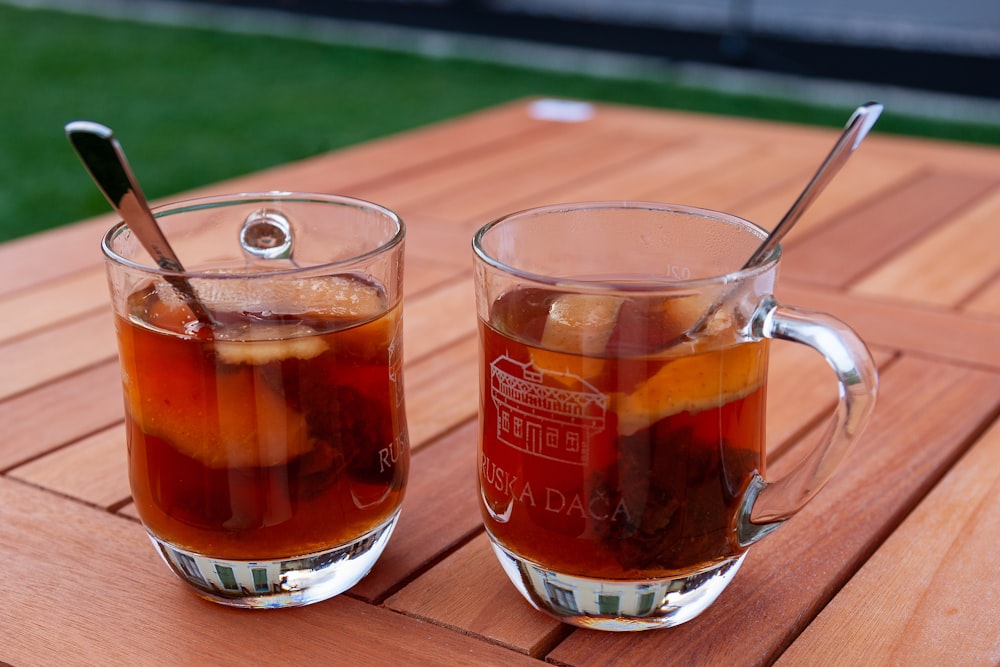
[528, 98, 595, 123]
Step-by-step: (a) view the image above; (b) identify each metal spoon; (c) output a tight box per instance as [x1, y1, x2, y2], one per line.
[743, 101, 883, 268]
[65, 121, 216, 326]
[677, 101, 883, 341]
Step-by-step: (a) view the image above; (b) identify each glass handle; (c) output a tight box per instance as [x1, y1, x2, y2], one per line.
[737, 297, 879, 547]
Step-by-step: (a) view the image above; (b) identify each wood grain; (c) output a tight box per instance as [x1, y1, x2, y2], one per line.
[386, 533, 568, 657]
[963, 273, 1000, 317]
[350, 420, 484, 603]
[0, 361, 122, 471]
[766, 343, 896, 460]
[350, 121, 592, 216]
[410, 130, 675, 225]
[638, 146, 821, 217]
[737, 150, 926, 241]
[777, 419, 1000, 666]
[546, 355, 1000, 666]
[526, 134, 758, 206]
[8, 424, 128, 509]
[0, 268, 108, 344]
[778, 281, 1000, 370]
[401, 213, 480, 267]
[852, 185, 1000, 307]
[0, 309, 116, 400]
[403, 274, 476, 363]
[780, 171, 999, 288]
[0, 215, 114, 298]
[403, 334, 479, 449]
[0, 477, 540, 667]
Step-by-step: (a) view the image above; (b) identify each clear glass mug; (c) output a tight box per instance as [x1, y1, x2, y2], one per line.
[103, 192, 408, 608]
[473, 201, 877, 631]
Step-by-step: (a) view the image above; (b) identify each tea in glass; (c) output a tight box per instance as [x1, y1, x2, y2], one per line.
[104, 193, 408, 607]
[473, 202, 877, 630]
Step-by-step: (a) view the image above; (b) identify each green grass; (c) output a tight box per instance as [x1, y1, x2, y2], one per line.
[3, 4, 999, 243]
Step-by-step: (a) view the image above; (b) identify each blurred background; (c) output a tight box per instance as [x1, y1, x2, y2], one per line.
[3, 0, 998, 242]
[179, 0, 999, 98]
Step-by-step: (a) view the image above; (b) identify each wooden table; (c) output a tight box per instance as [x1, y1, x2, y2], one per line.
[2, 99, 998, 666]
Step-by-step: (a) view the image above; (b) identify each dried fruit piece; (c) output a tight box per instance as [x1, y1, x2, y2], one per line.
[531, 294, 624, 382]
[283, 274, 385, 320]
[215, 324, 329, 365]
[166, 273, 386, 320]
[612, 341, 766, 436]
[125, 361, 313, 469]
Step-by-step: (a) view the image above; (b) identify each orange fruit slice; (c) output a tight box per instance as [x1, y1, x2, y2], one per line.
[612, 341, 766, 436]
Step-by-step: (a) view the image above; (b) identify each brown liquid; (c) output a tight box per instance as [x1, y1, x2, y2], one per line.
[479, 287, 766, 579]
[118, 279, 407, 560]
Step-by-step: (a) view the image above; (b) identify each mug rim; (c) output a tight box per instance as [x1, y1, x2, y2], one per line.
[101, 191, 405, 279]
[472, 200, 781, 292]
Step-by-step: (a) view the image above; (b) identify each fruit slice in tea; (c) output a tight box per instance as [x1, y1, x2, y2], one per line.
[532, 294, 623, 382]
[611, 341, 766, 436]
[120, 273, 390, 470]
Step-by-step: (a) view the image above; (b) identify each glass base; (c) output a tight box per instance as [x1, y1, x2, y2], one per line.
[150, 512, 399, 608]
[488, 539, 746, 631]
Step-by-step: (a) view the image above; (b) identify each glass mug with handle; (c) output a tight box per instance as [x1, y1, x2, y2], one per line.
[473, 201, 877, 631]
[103, 192, 408, 608]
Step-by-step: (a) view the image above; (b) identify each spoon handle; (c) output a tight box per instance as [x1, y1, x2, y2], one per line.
[66, 121, 216, 326]
[742, 101, 883, 269]
[66, 121, 184, 271]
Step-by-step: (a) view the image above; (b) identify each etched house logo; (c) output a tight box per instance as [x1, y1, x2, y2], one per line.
[489, 355, 606, 466]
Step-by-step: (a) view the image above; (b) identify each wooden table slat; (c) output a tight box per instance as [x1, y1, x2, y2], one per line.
[0, 477, 538, 667]
[408, 130, 678, 225]
[634, 146, 823, 221]
[779, 281, 1000, 370]
[737, 151, 928, 240]
[403, 335, 479, 449]
[852, 184, 1000, 307]
[777, 418, 1000, 666]
[520, 134, 759, 207]
[963, 273, 1000, 316]
[546, 355, 1000, 666]
[386, 532, 568, 657]
[347, 420, 483, 602]
[0, 215, 116, 298]
[0, 267, 109, 344]
[8, 424, 128, 509]
[0, 309, 116, 401]
[402, 274, 477, 363]
[1, 361, 122, 471]
[780, 171, 1000, 288]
